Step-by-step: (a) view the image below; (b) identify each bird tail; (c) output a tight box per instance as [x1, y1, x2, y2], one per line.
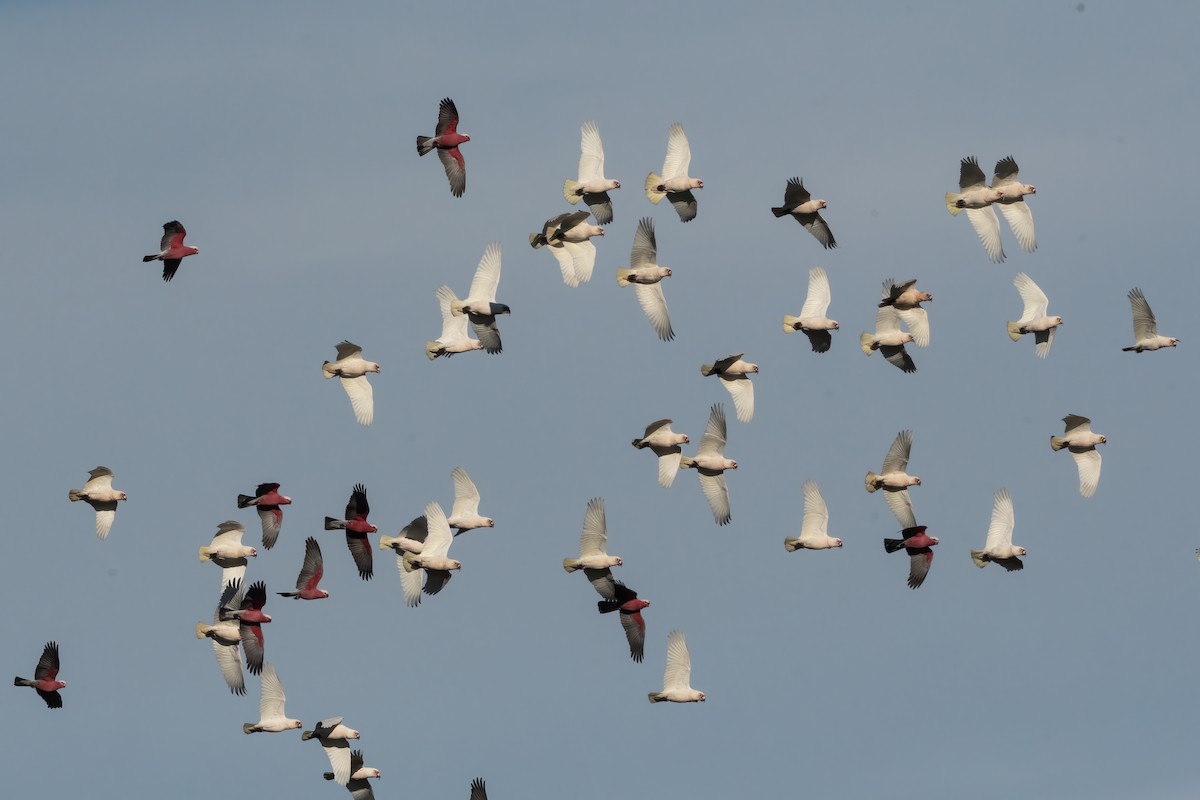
[379, 535, 397, 551]
[1050, 436, 1068, 451]
[276, 591, 298, 598]
[648, 692, 666, 703]
[632, 438, 647, 449]
[236, 494, 255, 508]
[699, 363, 715, 376]
[195, 622, 210, 639]
[945, 192, 963, 216]
[859, 332, 875, 355]
[14, 676, 32, 687]
[198, 546, 214, 562]
[597, 599, 620, 614]
[324, 517, 345, 530]
[616, 268, 633, 287]
[449, 292, 466, 316]
[321, 360, 338, 379]
[301, 730, 315, 741]
[243, 723, 257, 734]
[142, 254, 159, 262]
[529, 232, 548, 249]
[563, 179, 583, 204]
[784, 537, 803, 553]
[782, 314, 801, 333]
[1006, 321, 1024, 342]
[562, 558, 580, 573]
[644, 172, 665, 204]
[679, 455, 695, 469]
[416, 135, 435, 156]
[883, 538, 906, 553]
[864, 472, 880, 493]
[970, 549, 989, 568]
[425, 341, 442, 361]
[770, 206, 789, 218]
[1121, 345, 1136, 352]
[68, 489, 83, 502]
[401, 551, 422, 573]
[323, 772, 335, 781]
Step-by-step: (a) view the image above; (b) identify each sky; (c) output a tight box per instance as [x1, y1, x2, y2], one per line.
[2, 1, 1199, 798]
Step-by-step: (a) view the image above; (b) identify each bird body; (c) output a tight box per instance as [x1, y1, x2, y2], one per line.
[198, 520, 257, 590]
[564, 120, 620, 223]
[596, 581, 649, 662]
[447, 467, 494, 534]
[617, 217, 673, 341]
[325, 484, 377, 580]
[883, 525, 939, 589]
[865, 430, 921, 528]
[13, 642, 65, 709]
[68, 466, 127, 539]
[860, 307, 916, 372]
[427, 284, 484, 359]
[563, 497, 622, 572]
[946, 157, 1005, 262]
[648, 630, 705, 703]
[278, 536, 329, 599]
[772, 178, 836, 248]
[879, 278, 931, 347]
[449, 242, 509, 354]
[991, 156, 1037, 253]
[399, 501, 461, 605]
[632, 419, 689, 488]
[416, 97, 469, 196]
[784, 480, 842, 551]
[1123, 287, 1177, 352]
[195, 580, 247, 694]
[303, 716, 361, 786]
[237, 482, 291, 550]
[700, 353, 757, 422]
[1050, 414, 1106, 497]
[645, 123, 703, 222]
[142, 220, 199, 281]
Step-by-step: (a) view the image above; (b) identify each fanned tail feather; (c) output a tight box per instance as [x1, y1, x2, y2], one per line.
[644, 172, 665, 204]
[564, 179, 583, 203]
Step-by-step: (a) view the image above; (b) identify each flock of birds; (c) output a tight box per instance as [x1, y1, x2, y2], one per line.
[13, 96, 1183, 799]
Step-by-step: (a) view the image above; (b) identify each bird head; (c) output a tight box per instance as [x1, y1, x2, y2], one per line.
[698, 692, 706, 702]
[912, 477, 922, 486]
[594, 227, 605, 237]
[1025, 184, 1037, 195]
[614, 557, 624, 567]
[612, 180, 621, 189]
[681, 434, 690, 444]
[349, 729, 361, 739]
[56, 680, 67, 689]
[281, 496, 293, 504]
[1015, 546, 1027, 556]
[831, 321, 840, 330]
[930, 536, 940, 545]
[834, 538, 844, 548]
[118, 492, 128, 501]
[818, 200, 827, 209]
[920, 292, 933, 302]
[248, 547, 259, 558]
[1099, 435, 1107, 444]
[317, 590, 330, 599]
[368, 524, 379, 534]
[485, 518, 495, 527]
[1169, 338, 1180, 346]
[368, 769, 381, 779]
[369, 363, 382, 373]
[693, 179, 704, 189]
[291, 720, 303, 729]
[664, 268, 673, 277]
[902, 332, 915, 344]
[1053, 317, 1064, 326]
[451, 560, 462, 571]
[727, 459, 738, 470]
[749, 363, 759, 373]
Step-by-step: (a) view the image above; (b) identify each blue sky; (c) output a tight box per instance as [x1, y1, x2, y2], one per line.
[3, 2, 1199, 798]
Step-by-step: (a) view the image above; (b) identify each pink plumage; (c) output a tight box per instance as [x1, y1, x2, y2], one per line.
[416, 97, 470, 197]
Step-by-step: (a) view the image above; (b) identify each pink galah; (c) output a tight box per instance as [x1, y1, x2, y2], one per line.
[13, 641, 66, 709]
[884, 525, 939, 589]
[416, 97, 469, 197]
[277, 537, 329, 600]
[223, 580, 271, 675]
[195, 580, 246, 695]
[142, 220, 199, 281]
[237, 482, 292, 550]
[596, 581, 649, 663]
[470, 778, 489, 800]
[324, 484, 377, 580]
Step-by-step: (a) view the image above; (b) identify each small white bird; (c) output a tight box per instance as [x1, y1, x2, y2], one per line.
[302, 716, 361, 786]
[771, 178, 836, 249]
[447, 467, 493, 535]
[946, 156, 1006, 263]
[782, 267, 839, 353]
[322, 341, 379, 426]
[991, 156, 1037, 253]
[563, 497, 622, 587]
[700, 353, 757, 422]
[427, 285, 483, 360]
[194, 579, 246, 695]
[198, 520, 257, 590]
[380, 515, 429, 606]
[860, 307, 917, 373]
[648, 630, 705, 703]
[1051, 414, 1106, 498]
[564, 120, 620, 224]
[971, 488, 1026, 571]
[784, 480, 842, 552]
[1008, 273, 1062, 358]
[879, 278, 931, 347]
[68, 466, 127, 540]
[645, 123, 703, 222]
[616, 217, 674, 341]
[680, 404, 737, 526]
[243, 662, 302, 733]
[448, 242, 510, 354]
[632, 419, 689, 488]
[1122, 287, 1178, 352]
[324, 750, 381, 800]
[400, 501, 461, 606]
[530, 211, 599, 288]
[865, 430, 921, 528]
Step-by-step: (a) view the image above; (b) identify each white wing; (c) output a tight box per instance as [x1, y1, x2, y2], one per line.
[94, 507, 116, 540]
[697, 404, 727, 457]
[881, 430, 913, 473]
[798, 480, 829, 541]
[875, 306, 902, 333]
[422, 501, 452, 559]
[1071, 448, 1102, 498]
[1033, 327, 1055, 358]
[998, 201, 1036, 253]
[965, 206, 1005, 263]
[1013, 273, 1049, 321]
[258, 662, 287, 721]
[212, 640, 244, 695]
[896, 308, 930, 348]
[398, 556, 423, 607]
[210, 521, 246, 549]
[884, 488, 916, 529]
[698, 471, 731, 525]
[547, 244, 580, 287]
[450, 467, 481, 519]
[983, 488, 1014, 551]
[340, 375, 374, 426]
[655, 449, 682, 488]
[220, 563, 247, 591]
[468, 242, 503, 303]
[322, 739, 352, 785]
[630, 217, 657, 267]
[579, 497, 607, 557]
[633, 282, 674, 342]
[566, 239, 596, 285]
[1128, 288, 1158, 340]
[720, 375, 754, 423]
[436, 285, 470, 340]
[799, 267, 831, 319]
[663, 630, 692, 690]
[579, 120, 605, 182]
[661, 123, 691, 179]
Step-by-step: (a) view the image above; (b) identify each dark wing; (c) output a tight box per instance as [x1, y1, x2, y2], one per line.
[160, 220, 186, 250]
[881, 344, 916, 373]
[584, 567, 616, 600]
[346, 532, 373, 580]
[437, 147, 466, 197]
[993, 155, 1020, 182]
[620, 609, 647, 663]
[37, 688, 63, 709]
[804, 330, 832, 353]
[906, 548, 933, 589]
[298, 536, 325, 590]
[435, 97, 459, 136]
[423, 569, 453, 596]
[242, 581, 267, 611]
[992, 556, 1025, 572]
[258, 507, 283, 550]
[35, 641, 60, 682]
[800, 213, 836, 249]
[469, 777, 488, 800]
[162, 260, 182, 281]
[469, 314, 503, 354]
[348, 484, 370, 521]
[255, 482, 280, 497]
[666, 190, 697, 222]
[958, 156, 986, 189]
[240, 623, 265, 675]
[582, 192, 613, 225]
[781, 177, 810, 208]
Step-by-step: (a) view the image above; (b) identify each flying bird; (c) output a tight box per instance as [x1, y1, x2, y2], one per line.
[645, 123, 703, 222]
[648, 630, 705, 703]
[325, 484, 377, 580]
[13, 642, 65, 709]
[784, 480, 842, 552]
[416, 97, 469, 197]
[1051, 414, 1106, 498]
[68, 466, 127, 540]
[945, 156, 1006, 262]
[971, 488, 1026, 571]
[700, 353, 757, 422]
[865, 430, 921, 529]
[380, 515, 429, 605]
[142, 220, 199, 281]
[469, 778, 489, 800]
[321, 341, 380, 426]
[782, 266, 838, 352]
[879, 278, 931, 347]
[1122, 287, 1178, 352]
[427, 284, 483, 360]
[597, 581, 649, 663]
[680, 404, 737, 525]
[860, 307, 917, 373]
[1007, 273, 1062, 358]
[236, 482, 292, 550]
[277, 536, 329, 600]
[448, 467, 494, 535]
[224, 580, 271, 676]
[563, 497, 623, 578]
[884, 525, 939, 589]
[616, 217, 673, 341]
[243, 662, 302, 734]
[324, 750, 381, 800]
[771, 178, 836, 248]
[198, 520, 257, 590]
[448, 242, 509, 354]
[400, 501, 461, 606]
[564, 120, 621, 224]
[530, 211, 599, 287]
[302, 716, 361, 786]
[195, 579, 247, 695]
[632, 418, 689, 488]
[991, 156, 1037, 253]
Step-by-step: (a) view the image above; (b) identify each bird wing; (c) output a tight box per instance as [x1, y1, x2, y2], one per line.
[881, 278, 915, 305]
[436, 285, 470, 340]
[965, 206, 1005, 263]
[469, 314, 503, 354]
[334, 341, 362, 361]
[423, 569, 453, 596]
[698, 471, 731, 525]
[907, 550, 933, 589]
[1128, 288, 1158, 340]
[984, 488, 1015, 551]
[1033, 326, 1055, 359]
[1063, 415, 1092, 435]
[799, 267, 831, 319]
[422, 501, 452, 558]
[298, 536, 324, 591]
[340, 376, 374, 426]
[35, 642, 59, 681]
[998, 201, 1036, 253]
[1013, 272, 1049, 320]
[578, 497, 607, 557]
[643, 418, 673, 437]
[345, 533, 373, 580]
[583, 192, 614, 225]
[579, 120, 605, 182]
[654, 448, 682, 488]
[1071, 448, 1102, 498]
[874, 305, 901, 333]
[160, 220, 187, 250]
[804, 330, 832, 353]
[547, 243, 581, 288]
[398, 558, 424, 606]
[801, 213, 836, 249]
[882, 430, 913, 473]
[211, 521, 246, 548]
[663, 630, 692, 690]
[435, 97, 459, 136]
[566, 239, 596, 285]
[667, 190, 698, 222]
[436, 147, 466, 197]
[798, 480, 829, 542]
[585, 567, 616, 600]
[620, 609, 647, 663]
[782, 177, 810, 208]
[239, 622, 265, 676]
[896, 308, 930, 348]
[211, 639, 245, 695]
[257, 507, 282, 550]
[721, 374, 754, 423]
[630, 217, 657, 267]
[958, 156, 987, 190]
[634, 282, 674, 342]
[884, 488, 917, 529]
[93, 506, 117, 539]
[662, 123, 691, 179]
[322, 739, 352, 785]
[697, 404, 727, 456]
[450, 467, 481, 518]
[259, 662, 287, 720]
[993, 156, 1021, 183]
[468, 242, 503, 303]
[470, 778, 489, 800]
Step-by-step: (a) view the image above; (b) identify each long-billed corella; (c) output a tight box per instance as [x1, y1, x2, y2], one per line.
[448, 242, 510, 355]
[880, 278, 932, 348]
[860, 307, 917, 373]
[68, 466, 126, 540]
[631, 418, 689, 488]
[616, 217, 673, 341]
[564, 120, 620, 224]
[427, 284, 483, 360]
[322, 341, 380, 426]
[991, 156, 1037, 253]
[645, 123, 703, 223]
[242, 662, 301, 733]
[700, 353, 757, 422]
[416, 97, 469, 197]
[195, 579, 247, 695]
[324, 750, 381, 799]
[783, 267, 838, 353]
[563, 497, 622, 578]
[771, 177, 836, 249]
[277, 536, 329, 600]
[302, 716, 361, 786]
[945, 156, 1006, 263]
[884, 525, 939, 589]
[400, 501, 461, 606]
[681, 404, 737, 526]
[1122, 287, 1178, 352]
[13, 641, 65, 709]
[971, 488, 1026, 571]
[198, 520, 257, 590]
[865, 430, 921, 529]
[530, 211, 600, 287]
[784, 480, 842, 552]
[448, 467, 494, 535]
[648, 630, 705, 703]
[1051, 414, 1106, 498]
[1008, 273, 1062, 358]
[236, 483, 291, 550]
[142, 220, 199, 281]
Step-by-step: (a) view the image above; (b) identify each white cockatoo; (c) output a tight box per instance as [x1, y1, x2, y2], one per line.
[648, 630, 705, 703]
[971, 488, 1026, 571]
[784, 480, 842, 552]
